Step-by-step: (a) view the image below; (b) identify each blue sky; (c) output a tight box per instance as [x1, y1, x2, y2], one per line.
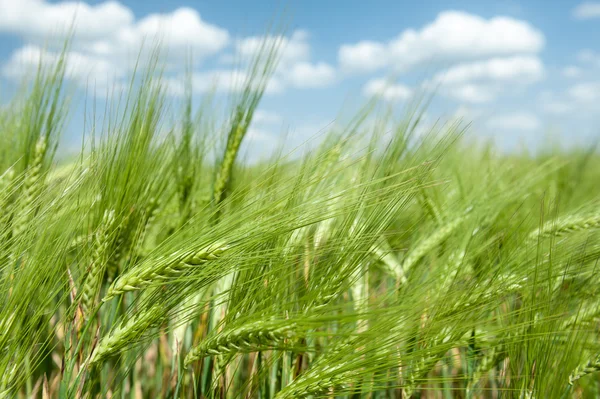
[0, 0, 599, 155]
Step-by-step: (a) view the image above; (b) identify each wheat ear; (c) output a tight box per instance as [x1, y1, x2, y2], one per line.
[102, 242, 229, 301]
[402, 215, 466, 274]
[275, 361, 358, 399]
[529, 213, 600, 240]
[184, 321, 298, 366]
[12, 136, 47, 238]
[81, 209, 115, 315]
[87, 302, 164, 366]
[569, 353, 600, 385]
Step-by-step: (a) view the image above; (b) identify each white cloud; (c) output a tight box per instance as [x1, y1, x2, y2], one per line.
[165, 69, 284, 96]
[1, 1, 336, 95]
[572, 2, 600, 19]
[2, 45, 124, 90]
[253, 110, 282, 125]
[246, 127, 272, 142]
[487, 112, 541, 131]
[234, 30, 310, 68]
[542, 101, 573, 115]
[452, 105, 484, 121]
[563, 66, 583, 78]
[227, 30, 336, 91]
[338, 11, 544, 73]
[0, 0, 134, 41]
[446, 84, 497, 103]
[427, 56, 544, 103]
[112, 8, 229, 58]
[433, 56, 544, 85]
[363, 78, 412, 101]
[578, 49, 600, 66]
[538, 91, 574, 115]
[568, 82, 600, 103]
[0, 1, 229, 60]
[285, 62, 336, 88]
[1, 0, 230, 88]
[339, 41, 388, 73]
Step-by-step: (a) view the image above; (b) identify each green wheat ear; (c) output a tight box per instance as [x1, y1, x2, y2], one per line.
[12, 136, 47, 239]
[402, 214, 466, 274]
[569, 354, 600, 385]
[88, 302, 165, 366]
[529, 212, 600, 240]
[102, 241, 230, 301]
[184, 320, 299, 366]
[81, 209, 116, 315]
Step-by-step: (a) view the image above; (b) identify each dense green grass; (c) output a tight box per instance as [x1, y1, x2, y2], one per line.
[1, 41, 600, 399]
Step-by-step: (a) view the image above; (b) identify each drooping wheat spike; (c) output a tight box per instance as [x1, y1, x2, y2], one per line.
[12, 136, 47, 238]
[569, 353, 600, 385]
[81, 209, 115, 315]
[529, 212, 600, 240]
[102, 241, 229, 301]
[87, 302, 164, 366]
[184, 321, 298, 366]
[402, 215, 466, 274]
[275, 361, 357, 399]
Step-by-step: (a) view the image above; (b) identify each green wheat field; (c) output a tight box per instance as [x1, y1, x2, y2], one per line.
[1, 38, 600, 399]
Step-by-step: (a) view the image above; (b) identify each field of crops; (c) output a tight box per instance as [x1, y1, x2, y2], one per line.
[1, 42, 600, 398]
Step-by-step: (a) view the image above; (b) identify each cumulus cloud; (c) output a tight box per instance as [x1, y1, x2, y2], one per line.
[452, 105, 484, 121]
[568, 82, 600, 103]
[445, 84, 497, 103]
[339, 11, 544, 73]
[225, 30, 337, 90]
[426, 56, 544, 103]
[578, 49, 600, 66]
[563, 66, 583, 78]
[234, 30, 310, 68]
[487, 112, 541, 131]
[246, 127, 272, 142]
[0, 0, 134, 41]
[338, 41, 388, 74]
[165, 69, 284, 97]
[1, 0, 231, 91]
[253, 110, 282, 125]
[285, 62, 336, 88]
[363, 78, 412, 101]
[0, 1, 229, 60]
[2, 45, 124, 91]
[538, 91, 574, 115]
[1, 0, 338, 95]
[433, 56, 544, 85]
[572, 2, 600, 19]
